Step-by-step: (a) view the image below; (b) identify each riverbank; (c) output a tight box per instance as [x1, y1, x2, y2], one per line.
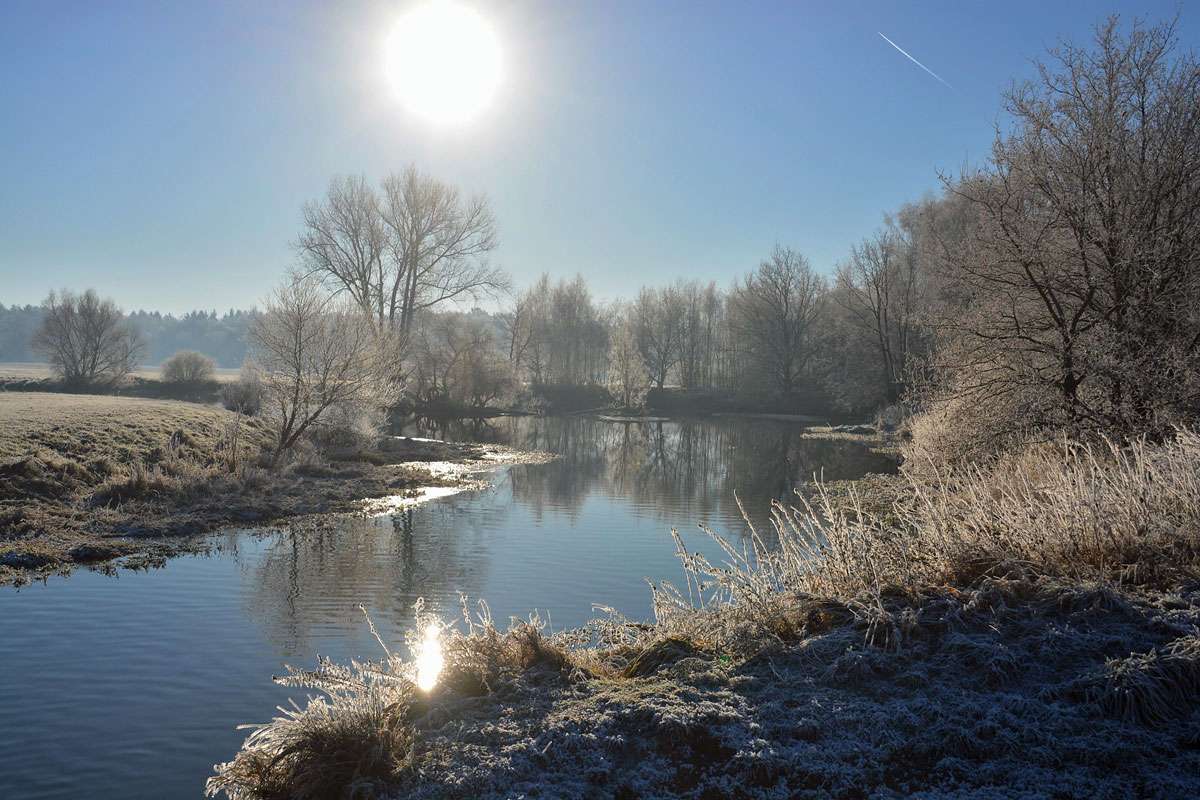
[209, 431, 1200, 799]
[214, 578, 1200, 799]
[0, 393, 547, 586]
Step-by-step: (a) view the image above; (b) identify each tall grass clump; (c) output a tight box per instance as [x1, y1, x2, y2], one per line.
[206, 655, 419, 800]
[895, 430, 1200, 585]
[207, 602, 584, 800]
[1065, 635, 1200, 726]
[648, 430, 1200, 647]
[87, 424, 270, 508]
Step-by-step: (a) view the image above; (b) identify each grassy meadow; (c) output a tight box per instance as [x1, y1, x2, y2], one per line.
[0, 392, 261, 463]
[0, 392, 512, 585]
[0, 361, 242, 383]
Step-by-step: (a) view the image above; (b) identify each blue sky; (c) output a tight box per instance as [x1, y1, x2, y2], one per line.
[1, 0, 1196, 313]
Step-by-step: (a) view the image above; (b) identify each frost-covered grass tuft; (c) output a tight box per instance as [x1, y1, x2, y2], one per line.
[206, 602, 585, 799]
[658, 430, 1200, 619]
[206, 655, 417, 800]
[1066, 635, 1200, 726]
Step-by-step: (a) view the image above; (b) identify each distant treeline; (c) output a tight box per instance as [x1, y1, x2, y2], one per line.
[0, 304, 256, 367]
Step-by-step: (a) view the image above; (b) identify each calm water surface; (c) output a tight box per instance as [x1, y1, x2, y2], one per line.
[0, 416, 895, 799]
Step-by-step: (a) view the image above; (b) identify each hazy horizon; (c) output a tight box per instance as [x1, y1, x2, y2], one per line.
[3, 0, 1196, 314]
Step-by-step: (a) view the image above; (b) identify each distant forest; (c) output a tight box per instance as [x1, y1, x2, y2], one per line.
[0, 304, 257, 368]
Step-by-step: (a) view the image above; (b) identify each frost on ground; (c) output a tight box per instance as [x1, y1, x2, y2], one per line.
[0, 393, 553, 584]
[395, 582, 1200, 799]
[208, 576, 1200, 800]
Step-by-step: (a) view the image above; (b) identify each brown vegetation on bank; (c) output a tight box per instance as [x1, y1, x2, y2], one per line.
[0, 393, 527, 585]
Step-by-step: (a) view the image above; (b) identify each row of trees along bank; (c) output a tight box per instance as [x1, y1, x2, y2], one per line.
[24, 16, 1200, 462]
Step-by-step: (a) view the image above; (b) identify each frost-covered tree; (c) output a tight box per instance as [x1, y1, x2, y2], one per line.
[251, 275, 398, 461]
[32, 289, 143, 387]
[607, 308, 649, 409]
[729, 246, 825, 396]
[929, 17, 1200, 447]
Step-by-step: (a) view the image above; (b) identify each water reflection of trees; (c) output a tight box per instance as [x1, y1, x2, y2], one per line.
[503, 418, 608, 523]
[394, 416, 510, 444]
[241, 509, 492, 655]
[237, 417, 895, 651]
[435, 416, 898, 535]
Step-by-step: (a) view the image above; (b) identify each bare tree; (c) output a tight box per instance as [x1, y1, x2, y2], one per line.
[32, 289, 143, 387]
[221, 363, 264, 416]
[931, 17, 1200, 443]
[295, 176, 388, 327]
[454, 323, 515, 408]
[607, 307, 649, 409]
[548, 276, 609, 385]
[510, 275, 552, 384]
[499, 285, 538, 378]
[408, 313, 513, 408]
[836, 228, 927, 402]
[729, 246, 826, 395]
[633, 285, 684, 389]
[297, 168, 506, 336]
[250, 276, 396, 461]
[812, 289, 892, 413]
[407, 316, 460, 405]
[379, 166, 505, 332]
[676, 280, 722, 389]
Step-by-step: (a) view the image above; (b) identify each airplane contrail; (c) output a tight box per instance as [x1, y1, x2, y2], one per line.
[877, 31, 953, 89]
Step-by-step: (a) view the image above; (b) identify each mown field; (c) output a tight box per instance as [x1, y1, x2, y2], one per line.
[0, 361, 241, 382]
[0, 392, 259, 463]
[0, 392, 271, 580]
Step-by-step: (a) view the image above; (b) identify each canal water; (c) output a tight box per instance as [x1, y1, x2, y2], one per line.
[0, 416, 895, 799]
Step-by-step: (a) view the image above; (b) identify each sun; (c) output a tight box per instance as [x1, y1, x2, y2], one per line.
[384, 1, 503, 126]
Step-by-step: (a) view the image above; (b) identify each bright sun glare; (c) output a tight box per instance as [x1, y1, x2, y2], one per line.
[385, 1, 502, 126]
[415, 624, 444, 692]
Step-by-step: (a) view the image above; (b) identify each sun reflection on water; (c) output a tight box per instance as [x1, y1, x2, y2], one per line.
[415, 624, 444, 691]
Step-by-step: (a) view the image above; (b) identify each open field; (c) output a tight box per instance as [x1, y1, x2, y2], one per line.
[0, 392, 262, 462]
[0, 361, 241, 382]
[0, 393, 540, 585]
